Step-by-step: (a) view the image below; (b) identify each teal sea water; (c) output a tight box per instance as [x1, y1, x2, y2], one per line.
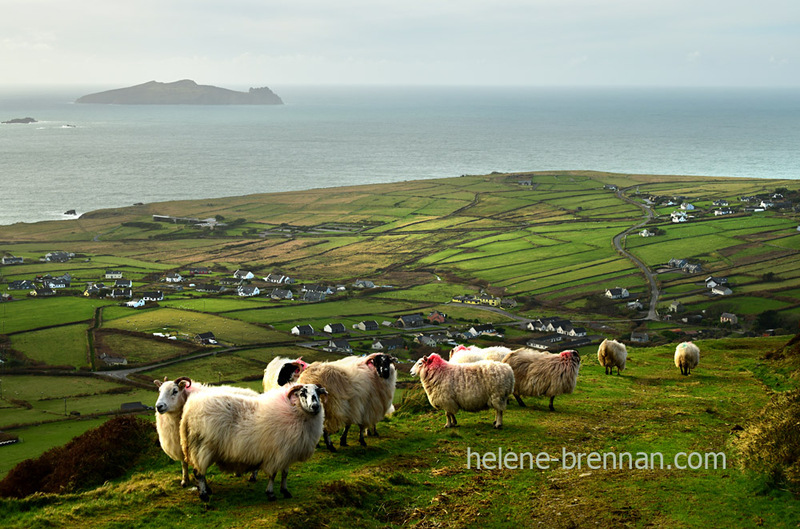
[1, 86, 798, 225]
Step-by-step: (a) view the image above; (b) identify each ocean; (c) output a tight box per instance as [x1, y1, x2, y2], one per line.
[1, 85, 798, 226]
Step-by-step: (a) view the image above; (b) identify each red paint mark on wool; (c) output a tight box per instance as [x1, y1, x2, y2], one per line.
[426, 353, 448, 370]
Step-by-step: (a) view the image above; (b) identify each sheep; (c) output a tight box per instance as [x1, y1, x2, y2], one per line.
[359, 353, 398, 437]
[597, 339, 627, 375]
[153, 376, 259, 487]
[180, 383, 327, 502]
[674, 341, 700, 376]
[262, 356, 309, 392]
[410, 353, 515, 429]
[502, 348, 581, 411]
[449, 344, 513, 364]
[296, 355, 379, 451]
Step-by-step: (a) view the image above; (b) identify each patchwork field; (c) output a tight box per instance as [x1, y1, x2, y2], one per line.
[1, 171, 799, 527]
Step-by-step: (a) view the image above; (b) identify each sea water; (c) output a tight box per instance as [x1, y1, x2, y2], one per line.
[1, 85, 798, 225]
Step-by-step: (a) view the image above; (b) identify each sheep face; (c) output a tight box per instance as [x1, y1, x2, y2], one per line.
[154, 377, 192, 414]
[369, 354, 397, 379]
[410, 356, 429, 376]
[288, 384, 327, 415]
[277, 361, 306, 386]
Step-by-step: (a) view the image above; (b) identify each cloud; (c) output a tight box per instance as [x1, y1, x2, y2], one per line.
[686, 51, 701, 62]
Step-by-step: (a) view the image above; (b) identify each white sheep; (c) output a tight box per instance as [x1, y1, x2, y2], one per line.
[153, 376, 258, 487]
[361, 353, 398, 437]
[296, 355, 378, 451]
[410, 353, 515, 429]
[180, 383, 327, 502]
[262, 356, 309, 392]
[449, 344, 513, 364]
[674, 341, 700, 376]
[502, 348, 581, 411]
[597, 339, 627, 375]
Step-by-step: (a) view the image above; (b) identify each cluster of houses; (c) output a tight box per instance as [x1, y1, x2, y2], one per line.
[524, 316, 592, 350]
[668, 258, 702, 274]
[160, 267, 386, 303]
[706, 276, 732, 296]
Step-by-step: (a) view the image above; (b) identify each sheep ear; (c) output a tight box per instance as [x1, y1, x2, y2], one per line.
[286, 385, 303, 400]
[390, 356, 398, 364]
[315, 385, 328, 396]
[154, 379, 163, 388]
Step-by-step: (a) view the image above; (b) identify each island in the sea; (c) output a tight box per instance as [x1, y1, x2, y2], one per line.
[2, 117, 37, 124]
[75, 80, 283, 105]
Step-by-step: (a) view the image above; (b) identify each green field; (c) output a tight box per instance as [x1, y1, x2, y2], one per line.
[1, 171, 799, 527]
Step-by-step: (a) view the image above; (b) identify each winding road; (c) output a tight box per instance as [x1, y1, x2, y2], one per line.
[613, 188, 660, 320]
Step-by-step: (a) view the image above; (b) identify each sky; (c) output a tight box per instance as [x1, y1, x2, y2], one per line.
[2, 0, 798, 88]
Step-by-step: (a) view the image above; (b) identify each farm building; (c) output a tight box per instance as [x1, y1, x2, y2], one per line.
[372, 337, 405, 351]
[605, 287, 630, 299]
[324, 339, 352, 354]
[355, 320, 380, 331]
[237, 285, 260, 297]
[268, 288, 292, 300]
[720, 313, 739, 325]
[291, 325, 314, 336]
[396, 314, 425, 328]
[323, 323, 347, 334]
[428, 311, 447, 324]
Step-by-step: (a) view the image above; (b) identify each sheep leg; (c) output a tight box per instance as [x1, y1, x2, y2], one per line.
[193, 469, 211, 502]
[493, 409, 503, 429]
[339, 424, 350, 447]
[370, 425, 379, 437]
[249, 470, 259, 482]
[548, 396, 556, 412]
[358, 425, 367, 447]
[605, 366, 610, 375]
[323, 431, 337, 452]
[514, 394, 527, 407]
[279, 469, 292, 499]
[266, 472, 277, 501]
[180, 461, 190, 487]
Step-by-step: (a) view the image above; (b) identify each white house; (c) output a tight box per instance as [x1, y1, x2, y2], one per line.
[605, 287, 630, 299]
[680, 203, 695, 210]
[104, 270, 124, 279]
[291, 324, 314, 336]
[237, 285, 260, 297]
[711, 286, 733, 296]
[640, 229, 655, 237]
[126, 298, 146, 308]
[234, 270, 255, 280]
[165, 272, 182, 283]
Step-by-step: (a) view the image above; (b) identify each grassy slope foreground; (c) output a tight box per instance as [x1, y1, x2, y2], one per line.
[0, 336, 798, 528]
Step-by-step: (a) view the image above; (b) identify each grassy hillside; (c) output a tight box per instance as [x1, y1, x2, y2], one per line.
[1, 170, 799, 526]
[1, 336, 798, 527]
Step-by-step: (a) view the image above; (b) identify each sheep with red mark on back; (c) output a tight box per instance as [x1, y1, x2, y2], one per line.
[502, 348, 581, 411]
[410, 353, 514, 429]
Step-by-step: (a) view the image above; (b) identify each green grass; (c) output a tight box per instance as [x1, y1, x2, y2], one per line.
[0, 297, 112, 334]
[2, 336, 799, 527]
[10, 324, 90, 368]
[102, 307, 286, 344]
